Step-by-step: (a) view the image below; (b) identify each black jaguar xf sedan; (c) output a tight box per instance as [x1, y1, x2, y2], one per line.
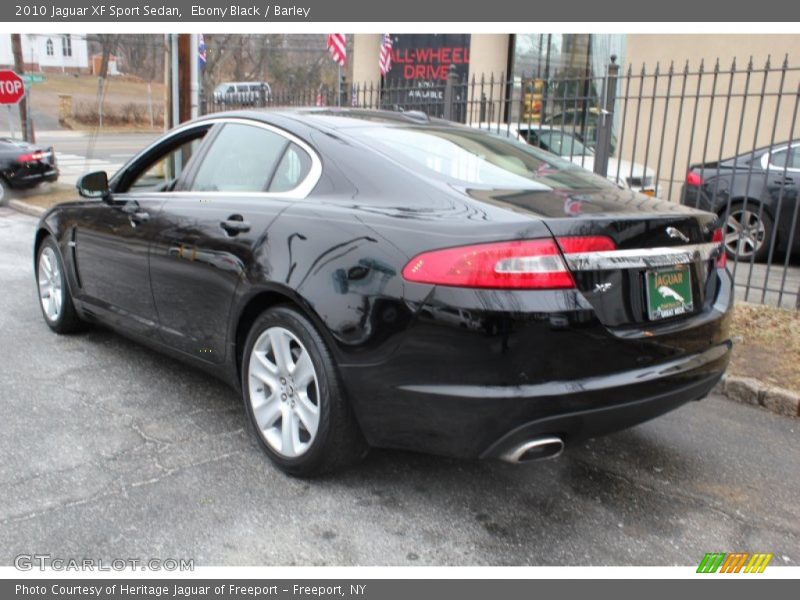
[682, 140, 800, 261]
[34, 109, 732, 476]
[0, 137, 58, 202]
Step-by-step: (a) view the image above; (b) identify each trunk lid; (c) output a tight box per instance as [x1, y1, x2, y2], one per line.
[468, 186, 723, 328]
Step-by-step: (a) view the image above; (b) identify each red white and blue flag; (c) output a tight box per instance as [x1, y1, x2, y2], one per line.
[379, 34, 393, 76]
[198, 34, 206, 70]
[327, 34, 346, 66]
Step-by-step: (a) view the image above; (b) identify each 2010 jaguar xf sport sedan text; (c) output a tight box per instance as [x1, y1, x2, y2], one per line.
[33, 109, 732, 476]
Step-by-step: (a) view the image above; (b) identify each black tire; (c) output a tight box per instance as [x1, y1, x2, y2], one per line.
[721, 202, 774, 263]
[36, 236, 86, 334]
[241, 305, 368, 476]
[0, 177, 11, 206]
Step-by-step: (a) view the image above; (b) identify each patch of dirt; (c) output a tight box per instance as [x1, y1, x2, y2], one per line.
[23, 73, 165, 132]
[729, 302, 800, 392]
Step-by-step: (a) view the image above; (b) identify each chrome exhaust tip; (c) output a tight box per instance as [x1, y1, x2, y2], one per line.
[500, 436, 564, 464]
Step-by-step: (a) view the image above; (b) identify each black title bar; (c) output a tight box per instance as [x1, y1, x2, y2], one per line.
[3, 0, 800, 22]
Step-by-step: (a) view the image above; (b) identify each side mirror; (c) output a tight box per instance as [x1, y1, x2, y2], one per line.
[77, 171, 110, 200]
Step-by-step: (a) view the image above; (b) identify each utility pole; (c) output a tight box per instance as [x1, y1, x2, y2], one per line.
[177, 34, 191, 123]
[165, 34, 196, 130]
[189, 33, 199, 119]
[11, 34, 33, 142]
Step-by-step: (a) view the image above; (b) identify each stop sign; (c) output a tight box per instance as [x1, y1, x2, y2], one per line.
[0, 70, 25, 105]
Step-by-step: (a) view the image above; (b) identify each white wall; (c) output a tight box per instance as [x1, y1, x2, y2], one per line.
[0, 33, 88, 71]
[0, 34, 15, 67]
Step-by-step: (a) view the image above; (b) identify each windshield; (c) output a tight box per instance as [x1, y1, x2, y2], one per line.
[351, 126, 609, 190]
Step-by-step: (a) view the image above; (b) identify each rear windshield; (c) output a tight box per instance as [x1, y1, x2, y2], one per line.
[350, 125, 610, 191]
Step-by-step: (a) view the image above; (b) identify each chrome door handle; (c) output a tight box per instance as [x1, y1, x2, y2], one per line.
[220, 218, 251, 235]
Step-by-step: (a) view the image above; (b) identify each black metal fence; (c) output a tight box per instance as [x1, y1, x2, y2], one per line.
[203, 56, 800, 309]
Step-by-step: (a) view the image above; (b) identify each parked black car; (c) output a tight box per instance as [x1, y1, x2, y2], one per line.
[0, 138, 58, 203]
[682, 141, 800, 261]
[33, 109, 732, 476]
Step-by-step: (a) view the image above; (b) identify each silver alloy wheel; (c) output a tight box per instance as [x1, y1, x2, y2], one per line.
[725, 208, 767, 258]
[247, 326, 320, 458]
[38, 247, 63, 322]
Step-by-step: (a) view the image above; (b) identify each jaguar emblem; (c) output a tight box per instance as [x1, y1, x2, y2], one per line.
[666, 226, 690, 243]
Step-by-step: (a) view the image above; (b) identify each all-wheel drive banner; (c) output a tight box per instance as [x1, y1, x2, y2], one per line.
[3, 0, 800, 22]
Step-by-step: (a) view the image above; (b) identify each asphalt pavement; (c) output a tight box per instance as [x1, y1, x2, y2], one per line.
[0, 207, 798, 566]
[37, 131, 161, 186]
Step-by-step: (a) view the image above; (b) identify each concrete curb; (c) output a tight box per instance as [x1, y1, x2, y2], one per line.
[716, 375, 800, 418]
[7, 199, 46, 218]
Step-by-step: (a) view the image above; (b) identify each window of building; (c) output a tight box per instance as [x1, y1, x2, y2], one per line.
[510, 34, 626, 153]
[46, 38, 54, 56]
[62, 34, 72, 57]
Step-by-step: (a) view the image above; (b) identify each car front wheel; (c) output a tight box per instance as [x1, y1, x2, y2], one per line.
[36, 236, 85, 333]
[242, 305, 367, 476]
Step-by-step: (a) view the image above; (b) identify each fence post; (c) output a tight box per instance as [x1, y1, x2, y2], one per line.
[443, 64, 459, 121]
[340, 73, 347, 107]
[594, 55, 620, 178]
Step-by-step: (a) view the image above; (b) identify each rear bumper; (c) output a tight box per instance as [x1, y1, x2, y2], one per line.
[480, 349, 727, 459]
[346, 341, 729, 459]
[8, 168, 59, 189]
[341, 269, 733, 460]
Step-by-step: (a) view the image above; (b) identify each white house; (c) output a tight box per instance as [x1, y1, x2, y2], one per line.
[0, 33, 89, 73]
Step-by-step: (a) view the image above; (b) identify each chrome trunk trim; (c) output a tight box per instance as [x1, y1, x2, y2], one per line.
[564, 242, 720, 271]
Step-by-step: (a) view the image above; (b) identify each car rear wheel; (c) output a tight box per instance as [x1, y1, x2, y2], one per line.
[242, 305, 367, 476]
[723, 202, 774, 262]
[36, 236, 85, 333]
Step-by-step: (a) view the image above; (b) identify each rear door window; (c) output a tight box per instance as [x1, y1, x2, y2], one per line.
[770, 147, 800, 170]
[188, 123, 288, 192]
[268, 143, 312, 192]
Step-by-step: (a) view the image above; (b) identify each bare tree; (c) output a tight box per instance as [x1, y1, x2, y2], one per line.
[116, 34, 163, 81]
[86, 34, 121, 129]
[89, 34, 121, 78]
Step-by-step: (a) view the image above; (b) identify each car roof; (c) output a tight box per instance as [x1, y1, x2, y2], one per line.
[192, 108, 457, 132]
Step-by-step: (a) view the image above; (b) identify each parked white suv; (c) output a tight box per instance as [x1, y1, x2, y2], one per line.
[213, 82, 272, 106]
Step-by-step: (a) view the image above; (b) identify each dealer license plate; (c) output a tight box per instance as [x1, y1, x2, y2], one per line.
[645, 265, 694, 320]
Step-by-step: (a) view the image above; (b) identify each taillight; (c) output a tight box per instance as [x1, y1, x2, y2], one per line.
[556, 236, 617, 254]
[686, 171, 703, 186]
[712, 228, 727, 269]
[18, 151, 44, 163]
[401, 236, 616, 290]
